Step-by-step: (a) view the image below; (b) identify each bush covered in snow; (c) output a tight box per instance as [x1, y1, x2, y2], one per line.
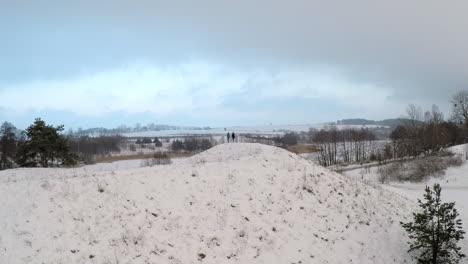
[378, 154, 463, 183]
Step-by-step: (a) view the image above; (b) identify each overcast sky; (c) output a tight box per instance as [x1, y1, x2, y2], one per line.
[1, 0, 467, 129]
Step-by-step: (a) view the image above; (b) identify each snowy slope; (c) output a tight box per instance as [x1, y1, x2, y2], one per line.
[0, 143, 413, 264]
[344, 162, 468, 228]
[449, 143, 468, 156]
[343, 144, 468, 262]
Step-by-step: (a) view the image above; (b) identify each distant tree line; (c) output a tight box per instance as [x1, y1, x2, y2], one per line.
[135, 137, 163, 147]
[335, 118, 418, 128]
[1, 120, 173, 168]
[68, 135, 124, 164]
[311, 91, 468, 166]
[389, 103, 465, 159]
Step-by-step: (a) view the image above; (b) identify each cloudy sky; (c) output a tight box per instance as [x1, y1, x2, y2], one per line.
[1, 0, 467, 129]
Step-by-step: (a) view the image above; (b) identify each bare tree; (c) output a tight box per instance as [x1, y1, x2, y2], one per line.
[313, 127, 337, 166]
[0, 122, 18, 170]
[450, 90, 468, 127]
[426, 104, 444, 124]
[135, 123, 142, 132]
[313, 126, 377, 166]
[391, 103, 462, 156]
[407, 104, 424, 127]
[341, 129, 352, 163]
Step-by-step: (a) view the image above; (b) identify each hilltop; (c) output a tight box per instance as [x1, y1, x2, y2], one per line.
[0, 143, 414, 263]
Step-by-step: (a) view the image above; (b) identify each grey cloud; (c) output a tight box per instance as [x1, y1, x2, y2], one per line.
[1, 0, 467, 108]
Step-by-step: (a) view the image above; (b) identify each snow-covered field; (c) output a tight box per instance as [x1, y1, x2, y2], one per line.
[0, 143, 415, 263]
[121, 124, 387, 137]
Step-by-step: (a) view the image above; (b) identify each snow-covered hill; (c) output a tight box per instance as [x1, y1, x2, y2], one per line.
[0, 143, 413, 263]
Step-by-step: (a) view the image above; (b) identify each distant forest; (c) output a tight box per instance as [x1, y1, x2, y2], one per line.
[333, 118, 421, 128]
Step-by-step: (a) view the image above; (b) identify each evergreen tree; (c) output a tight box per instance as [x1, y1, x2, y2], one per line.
[154, 137, 162, 147]
[16, 118, 77, 167]
[401, 184, 465, 264]
[142, 138, 152, 144]
[283, 132, 298, 145]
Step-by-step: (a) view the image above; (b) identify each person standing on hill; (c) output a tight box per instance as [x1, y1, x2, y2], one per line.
[227, 132, 231, 143]
[232, 132, 236, 142]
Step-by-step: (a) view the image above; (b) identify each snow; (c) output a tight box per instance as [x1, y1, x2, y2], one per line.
[449, 143, 468, 156]
[385, 162, 468, 229]
[343, 146, 468, 261]
[1, 143, 416, 263]
[121, 124, 387, 137]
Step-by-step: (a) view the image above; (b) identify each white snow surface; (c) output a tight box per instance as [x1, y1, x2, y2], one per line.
[449, 143, 468, 156]
[0, 143, 413, 264]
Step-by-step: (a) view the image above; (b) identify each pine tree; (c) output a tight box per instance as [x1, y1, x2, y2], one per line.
[154, 137, 162, 147]
[401, 184, 465, 264]
[15, 118, 77, 167]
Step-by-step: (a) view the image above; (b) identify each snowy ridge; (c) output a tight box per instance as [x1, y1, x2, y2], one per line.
[0, 143, 413, 263]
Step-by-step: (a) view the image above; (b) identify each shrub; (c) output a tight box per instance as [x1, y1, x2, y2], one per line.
[446, 154, 463, 167]
[141, 152, 172, 167]
[283, 132, 298, 146]
[171, 137, 213, 152]
[80, 153, 96, 165]
[383, 143, 393, 160]
[377, 154, 464, 183]
[69, 135, 123, 159]
[377, 162, 401, 183]
[412, 155, 463, 181]
[199, 139, 213, 151]
[171, 140, 184, 152]
[146, 145, 155, 150]
[184, 138, 199, 152]
[129, 143, 137, 152]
